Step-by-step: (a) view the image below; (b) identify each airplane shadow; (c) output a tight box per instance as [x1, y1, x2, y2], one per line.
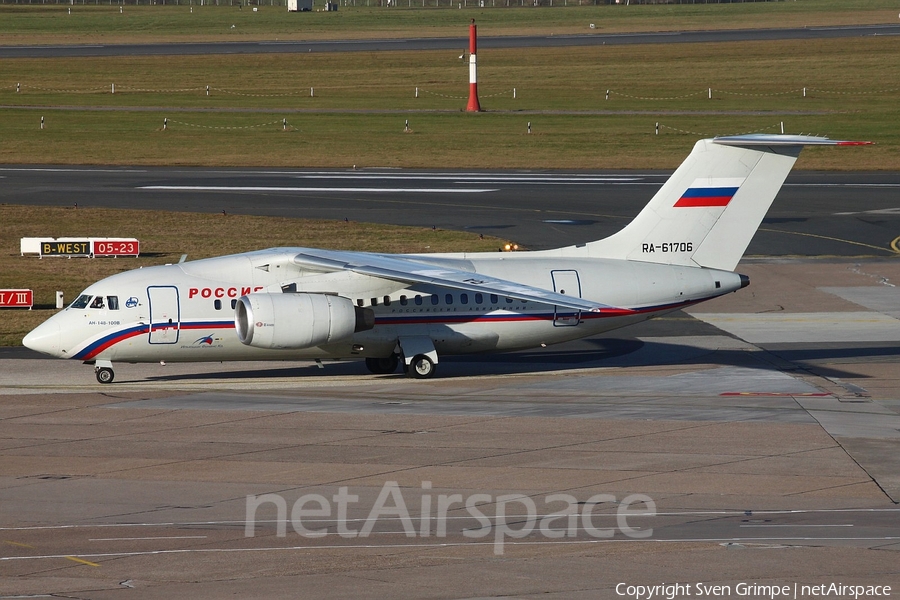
[140, 338, 900, 383]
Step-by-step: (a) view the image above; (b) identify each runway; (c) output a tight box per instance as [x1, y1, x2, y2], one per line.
[3, 24, 900, 58]
[2, 166, 899, 253]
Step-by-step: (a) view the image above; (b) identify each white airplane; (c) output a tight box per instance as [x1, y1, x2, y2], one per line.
[23, 134, 868, 383]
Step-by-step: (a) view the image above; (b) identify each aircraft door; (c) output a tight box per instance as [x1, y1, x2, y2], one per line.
[148, 286, 181, 344]
[551, 270, 582, 327]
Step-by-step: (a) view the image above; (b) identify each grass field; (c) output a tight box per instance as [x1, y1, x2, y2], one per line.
[1, 37, 898, 169]
[0, 205, 505, 345]
[0, 1, 896, 43]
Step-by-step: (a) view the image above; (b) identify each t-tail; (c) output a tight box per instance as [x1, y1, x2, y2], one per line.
[580, 134, 871, 272]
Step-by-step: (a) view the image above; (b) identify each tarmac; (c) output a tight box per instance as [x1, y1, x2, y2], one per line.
[1, 259, 899, 599]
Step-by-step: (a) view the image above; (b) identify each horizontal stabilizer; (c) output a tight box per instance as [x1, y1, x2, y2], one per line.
[713, 134, 873, 147]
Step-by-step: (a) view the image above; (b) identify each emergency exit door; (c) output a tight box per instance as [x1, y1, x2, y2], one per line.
[148, 286, 180, 344]
[551, 270, 582, 326]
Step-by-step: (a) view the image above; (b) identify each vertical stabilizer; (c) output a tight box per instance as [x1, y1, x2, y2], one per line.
[581, 135, 869, 272]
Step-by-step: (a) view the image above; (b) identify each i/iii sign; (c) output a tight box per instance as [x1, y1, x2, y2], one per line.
[0, 289, 33, 308]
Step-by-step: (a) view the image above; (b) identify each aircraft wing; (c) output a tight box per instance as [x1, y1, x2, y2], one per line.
[291, 249, 618, 313]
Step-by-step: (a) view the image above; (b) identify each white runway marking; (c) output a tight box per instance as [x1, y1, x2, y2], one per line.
[0, 167, 148, 173]
[689, 312, 900, 344]
[89, 536, 209, 541]
[834, 207, 900, 215]
[4, 537, 899, 563]
[739, 524, 854, 528]
[295, 175, 643, 183]
[2, 508, 895, 532]
[140, 186, 499, 194]
[785, 183, 900, 188]
[7, 45, 104, 49]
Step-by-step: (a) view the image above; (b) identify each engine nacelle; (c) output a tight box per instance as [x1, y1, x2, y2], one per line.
[235, 293, 371, 349]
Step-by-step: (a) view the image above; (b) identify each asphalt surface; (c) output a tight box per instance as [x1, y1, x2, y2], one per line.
[2, 166, 899, 253]
[2, 23, 900, 598]
[3, 24, 900, 58]
[3, 268, 900, 598]
[0, 167, 900, 598]
[3, 178, 900, 596]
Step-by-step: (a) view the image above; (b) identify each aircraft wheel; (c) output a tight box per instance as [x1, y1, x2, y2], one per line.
[95, 367, 115, 384]
[408, 354, 436, 379]
[365, 355, 399, 375]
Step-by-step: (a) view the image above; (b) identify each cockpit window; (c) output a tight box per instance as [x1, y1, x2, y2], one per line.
[90, 296, 105, 309]
[107, 296, 119, 310]
[70, 295, 91, 309]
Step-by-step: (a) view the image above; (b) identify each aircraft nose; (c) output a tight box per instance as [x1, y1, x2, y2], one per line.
[23, 319, 62, 357]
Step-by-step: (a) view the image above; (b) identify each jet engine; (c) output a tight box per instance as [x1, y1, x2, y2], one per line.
[235, 293, 374, 349]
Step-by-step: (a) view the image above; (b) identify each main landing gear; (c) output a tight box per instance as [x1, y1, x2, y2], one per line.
[407, 354, 436, 379]
[365, 355, 399, 375]
[364, 336, 439, 379]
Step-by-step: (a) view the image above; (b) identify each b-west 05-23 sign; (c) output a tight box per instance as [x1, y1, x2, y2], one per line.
[20, 238, 140, 258]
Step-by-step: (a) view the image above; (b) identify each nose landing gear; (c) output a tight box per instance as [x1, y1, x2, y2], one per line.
[95, 367, 114, 384]
[93, 360, 115, 384]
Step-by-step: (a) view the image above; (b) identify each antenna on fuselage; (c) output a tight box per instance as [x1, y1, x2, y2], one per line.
[178, 254, 188, 264]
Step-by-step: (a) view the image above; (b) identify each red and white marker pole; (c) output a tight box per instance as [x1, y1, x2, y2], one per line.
[466, 19, 481, 112]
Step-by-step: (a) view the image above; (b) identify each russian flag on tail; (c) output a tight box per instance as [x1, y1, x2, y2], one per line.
[674, 178, 745, 208]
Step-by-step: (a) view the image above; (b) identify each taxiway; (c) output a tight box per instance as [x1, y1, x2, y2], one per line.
[2, 259, 899, 598]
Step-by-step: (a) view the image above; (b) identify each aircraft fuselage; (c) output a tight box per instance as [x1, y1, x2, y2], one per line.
[30, 248, 741, 365]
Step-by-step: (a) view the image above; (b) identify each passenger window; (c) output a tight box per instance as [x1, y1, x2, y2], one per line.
[445, 294, 453, 305]
[460, 293, 469, 305]
[490, 294, 499, 304]
[475, 293, 483, 304]
[214, 299, 222, 310]
[400, 295, 408, 306]
[107, 296, 119, 310]
[415, 295, 423, 306]
[431, 294, 439, 306]
[371, 297, 378, 306]
[505, 297, 513, 304]
[383, 296, 391, 306]
[231, 299, 237, 310]
[357, 299, 364, 307]
[90, 296, 104, 309]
